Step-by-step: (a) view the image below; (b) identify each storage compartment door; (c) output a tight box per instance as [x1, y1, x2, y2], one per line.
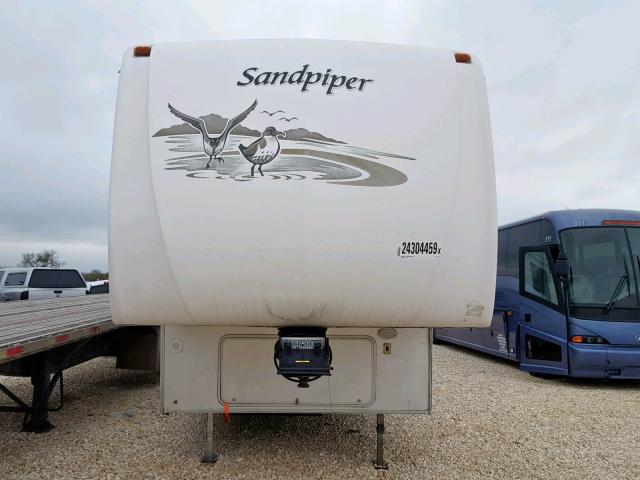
[219, 335, 375, 407]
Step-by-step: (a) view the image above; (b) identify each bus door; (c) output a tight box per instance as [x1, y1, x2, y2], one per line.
[518, 247, 569, 375]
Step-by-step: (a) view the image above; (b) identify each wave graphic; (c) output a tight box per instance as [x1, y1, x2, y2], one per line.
[161, 135, 414, 187]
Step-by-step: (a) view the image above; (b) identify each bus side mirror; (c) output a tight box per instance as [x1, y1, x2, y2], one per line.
[554, 251, 570, 283]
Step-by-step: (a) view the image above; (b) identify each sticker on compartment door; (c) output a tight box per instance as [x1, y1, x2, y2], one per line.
[168, 339, 183, 353]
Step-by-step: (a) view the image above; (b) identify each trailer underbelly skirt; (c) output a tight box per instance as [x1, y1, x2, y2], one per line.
[162, 326, 432, 414]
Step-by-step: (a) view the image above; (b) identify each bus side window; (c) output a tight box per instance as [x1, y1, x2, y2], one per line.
[522, 251, 558, 305]
[507, 221, 542, 278]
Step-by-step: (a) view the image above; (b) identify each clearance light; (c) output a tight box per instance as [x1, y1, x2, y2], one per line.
[7, 346, 24, 357]
[602, 220, 640, 226]
[133, 45, 152, 57]
[455, 52, 472, 64]
[570, 335, 608, 345]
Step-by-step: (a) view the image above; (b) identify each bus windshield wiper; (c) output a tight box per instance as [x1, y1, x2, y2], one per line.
[604, 274, 628, 314]
[604, 258, 630, 314]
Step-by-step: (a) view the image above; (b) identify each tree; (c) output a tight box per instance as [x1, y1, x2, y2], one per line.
[83, 269, 109, 282]
[20, 250, 65, 268]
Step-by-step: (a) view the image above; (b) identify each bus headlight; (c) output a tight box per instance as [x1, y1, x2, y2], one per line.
[570, 335, 608, 345]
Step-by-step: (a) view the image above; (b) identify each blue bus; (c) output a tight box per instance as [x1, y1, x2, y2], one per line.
[435, 209, 640, 379]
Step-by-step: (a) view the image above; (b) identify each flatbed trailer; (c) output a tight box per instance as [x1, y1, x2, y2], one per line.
[0, 295, 116, 364]
[0, 295, 157, 432]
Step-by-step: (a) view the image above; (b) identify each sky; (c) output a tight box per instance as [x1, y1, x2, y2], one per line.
[0, 0, 638, 272]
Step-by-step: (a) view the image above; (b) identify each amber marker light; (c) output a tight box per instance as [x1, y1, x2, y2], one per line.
[602, 220, 640, 226]
[133, 45, 152, 57]
[455, 52, 471, 64]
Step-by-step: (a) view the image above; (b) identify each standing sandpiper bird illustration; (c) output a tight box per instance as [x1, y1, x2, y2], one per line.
[238, 127, 286, 177]
[167, 99, 257, 169]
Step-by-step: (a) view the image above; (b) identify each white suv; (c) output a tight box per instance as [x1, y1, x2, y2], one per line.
[0, 268, 87, 301]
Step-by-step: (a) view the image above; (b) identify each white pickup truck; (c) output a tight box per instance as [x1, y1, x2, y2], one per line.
[0, 268, 87, 301]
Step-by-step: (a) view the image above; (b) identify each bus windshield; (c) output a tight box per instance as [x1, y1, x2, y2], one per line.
[560, 227, 640, 312]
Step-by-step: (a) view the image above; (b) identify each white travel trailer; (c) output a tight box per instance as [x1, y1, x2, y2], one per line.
[109, 40, 496, 467]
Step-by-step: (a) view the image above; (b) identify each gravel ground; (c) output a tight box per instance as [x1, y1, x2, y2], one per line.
[1, 345, 639, 479]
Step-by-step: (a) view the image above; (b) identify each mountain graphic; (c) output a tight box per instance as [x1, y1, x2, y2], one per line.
[153, 112, 345, 144]
[282, 128, 345, 144]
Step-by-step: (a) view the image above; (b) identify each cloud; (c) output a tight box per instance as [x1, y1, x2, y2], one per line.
[0, 0, 212, 270]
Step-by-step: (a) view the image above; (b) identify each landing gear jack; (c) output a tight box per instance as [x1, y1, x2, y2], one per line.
[202, 412, 218, 464]
[373, 414, 388, 470]
[0, 352, 63, 433]
[200, 411, 388, 467]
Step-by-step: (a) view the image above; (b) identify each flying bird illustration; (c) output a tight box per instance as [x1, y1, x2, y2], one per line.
[238, 127, 286, 177]
[168, 99, 258, 169]
[278, 116, 299, 122]
[260, 110, 285, 117]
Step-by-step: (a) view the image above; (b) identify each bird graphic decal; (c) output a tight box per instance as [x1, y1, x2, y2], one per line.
[278, 116, 299, 122]
[168, 99, 258, 169]
[238, 126, 286, 177]
[260, 110, 285, 117]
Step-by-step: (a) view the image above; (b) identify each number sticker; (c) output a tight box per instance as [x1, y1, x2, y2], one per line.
[397, 242, 442, 257]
